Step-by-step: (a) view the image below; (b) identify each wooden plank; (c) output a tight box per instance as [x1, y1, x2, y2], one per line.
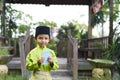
[19, 28, 32, 80]
[23, 29, 30, 43]
[78, 47, 102, 58]
[66, 30, 79, 80]
[19, 37, 27, 79]
[73, 38, 78, 80]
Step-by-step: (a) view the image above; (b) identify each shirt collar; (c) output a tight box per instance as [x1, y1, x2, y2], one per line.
[36, 44, 47, 49]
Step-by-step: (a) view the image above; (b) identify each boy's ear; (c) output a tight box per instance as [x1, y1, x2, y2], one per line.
[34, 36, 36, 40]
[49, 39, 53, 44]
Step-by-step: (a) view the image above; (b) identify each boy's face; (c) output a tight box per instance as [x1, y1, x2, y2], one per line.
[36, 34, 49, 47]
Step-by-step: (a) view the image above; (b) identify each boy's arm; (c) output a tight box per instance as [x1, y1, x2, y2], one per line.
[50, 50, 59, 70]
[26, 52, 39, 70]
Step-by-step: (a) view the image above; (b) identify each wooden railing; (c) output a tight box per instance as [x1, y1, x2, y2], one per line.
[66, 30, 78, 80]
[81, 36, 109, 48]
[79, 36, 109, 59]
[65, 30, 109, 80]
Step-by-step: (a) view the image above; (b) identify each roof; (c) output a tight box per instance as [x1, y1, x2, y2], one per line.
[6, 0, 92, 6]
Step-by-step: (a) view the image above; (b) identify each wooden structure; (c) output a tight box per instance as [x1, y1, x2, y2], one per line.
[4, 0, 98, 39]
[19, 29, 34, 80]
[1, 0, 114, 80]
[79, 36, 109, 58]
[6, 0, 92, 5]
[2, 0, 113, 52]
[66, 29, 78, 80]
[64, 29, 109, 80]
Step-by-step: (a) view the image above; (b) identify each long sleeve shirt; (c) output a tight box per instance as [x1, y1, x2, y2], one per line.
[26, 45, 59, 72]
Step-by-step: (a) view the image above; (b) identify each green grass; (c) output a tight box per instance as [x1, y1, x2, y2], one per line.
[0, 73, 21, 80]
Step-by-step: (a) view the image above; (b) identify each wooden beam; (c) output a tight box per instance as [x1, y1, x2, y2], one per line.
[109, 0, 113, 45]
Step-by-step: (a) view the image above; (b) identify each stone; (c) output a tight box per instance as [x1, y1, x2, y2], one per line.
[92, 68, 111, 80]
[0, 65, 8, 76]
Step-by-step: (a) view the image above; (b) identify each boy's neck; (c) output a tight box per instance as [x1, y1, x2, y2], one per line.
[39, 46, 46, 49]
[37, 44, 47, 49]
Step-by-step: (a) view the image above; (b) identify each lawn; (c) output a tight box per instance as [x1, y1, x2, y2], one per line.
[0, 71, 120, 80]
[0, 72, 21, 80]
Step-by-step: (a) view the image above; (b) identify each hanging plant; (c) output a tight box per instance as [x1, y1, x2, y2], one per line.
[91, 11, 105, 27]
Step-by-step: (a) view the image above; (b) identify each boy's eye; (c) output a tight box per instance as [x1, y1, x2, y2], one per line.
[45, 37, 49, 40]
[38, 37, 43, 39]
[38, 37, 49, 40]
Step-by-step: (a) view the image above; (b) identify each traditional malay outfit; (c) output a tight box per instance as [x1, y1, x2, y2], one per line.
[26, 26, 59, 80]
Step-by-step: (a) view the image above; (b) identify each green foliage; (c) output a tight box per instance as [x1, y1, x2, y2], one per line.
[0, 44, 9, 56]
[57, 20, 87, 45]
[102, 37, 120, 74]
[91, 0, 120, 27]
[18, 24, 30, 33]
[34, 19, 57, 28]
[1, 4, 33, 38]
[47, 38, 58, 54]
[91, 11, 105, 27]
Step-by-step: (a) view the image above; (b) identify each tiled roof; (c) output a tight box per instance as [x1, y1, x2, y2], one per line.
[6, 0, 92, 5]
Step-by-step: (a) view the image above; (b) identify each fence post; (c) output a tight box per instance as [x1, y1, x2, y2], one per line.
[73, 38, 78, 80]
[19, 28, 32, 80]
[19, 37, 27, 80]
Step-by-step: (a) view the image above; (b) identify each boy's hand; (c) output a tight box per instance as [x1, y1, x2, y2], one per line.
[48, 56, 54, 67]
[38, 57, 44, 64]
[48, 56, 53, 63]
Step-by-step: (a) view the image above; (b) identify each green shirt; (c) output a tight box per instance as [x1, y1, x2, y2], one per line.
[26, 45, 59, 72]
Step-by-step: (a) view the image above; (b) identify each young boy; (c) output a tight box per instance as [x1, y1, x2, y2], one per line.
[26, 26, 59, 80]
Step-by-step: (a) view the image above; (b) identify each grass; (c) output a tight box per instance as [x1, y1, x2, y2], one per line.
[0, 70, 120, 80]
[0, 72, 21, 80]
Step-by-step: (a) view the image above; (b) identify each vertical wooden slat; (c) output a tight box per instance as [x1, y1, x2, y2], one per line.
[19, 37, 27, 80]
[19, 28, 34, 80]
[88, 3, 93, 57]
[66, 29, 78, 80]
[73, 38, 78, 80]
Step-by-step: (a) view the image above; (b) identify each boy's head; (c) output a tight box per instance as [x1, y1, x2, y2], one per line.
[35, 26, 50, 47]
[35, 26, 50, 38]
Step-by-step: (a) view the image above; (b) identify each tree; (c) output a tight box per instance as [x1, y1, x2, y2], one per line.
[91, 0, 120, 45]
[0, 4, 33, 38]
[57, 20, 87, 45]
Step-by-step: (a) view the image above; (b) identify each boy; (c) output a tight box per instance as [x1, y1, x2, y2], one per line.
[26, 26, 59, 80]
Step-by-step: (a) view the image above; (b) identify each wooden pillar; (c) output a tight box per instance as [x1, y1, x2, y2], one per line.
[88, 5, 92, 39]
[88, 5, 93, 57]
[73, 38, 78, 80]
[108, 0, 113, 46]
[1, 0, 6, 37]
